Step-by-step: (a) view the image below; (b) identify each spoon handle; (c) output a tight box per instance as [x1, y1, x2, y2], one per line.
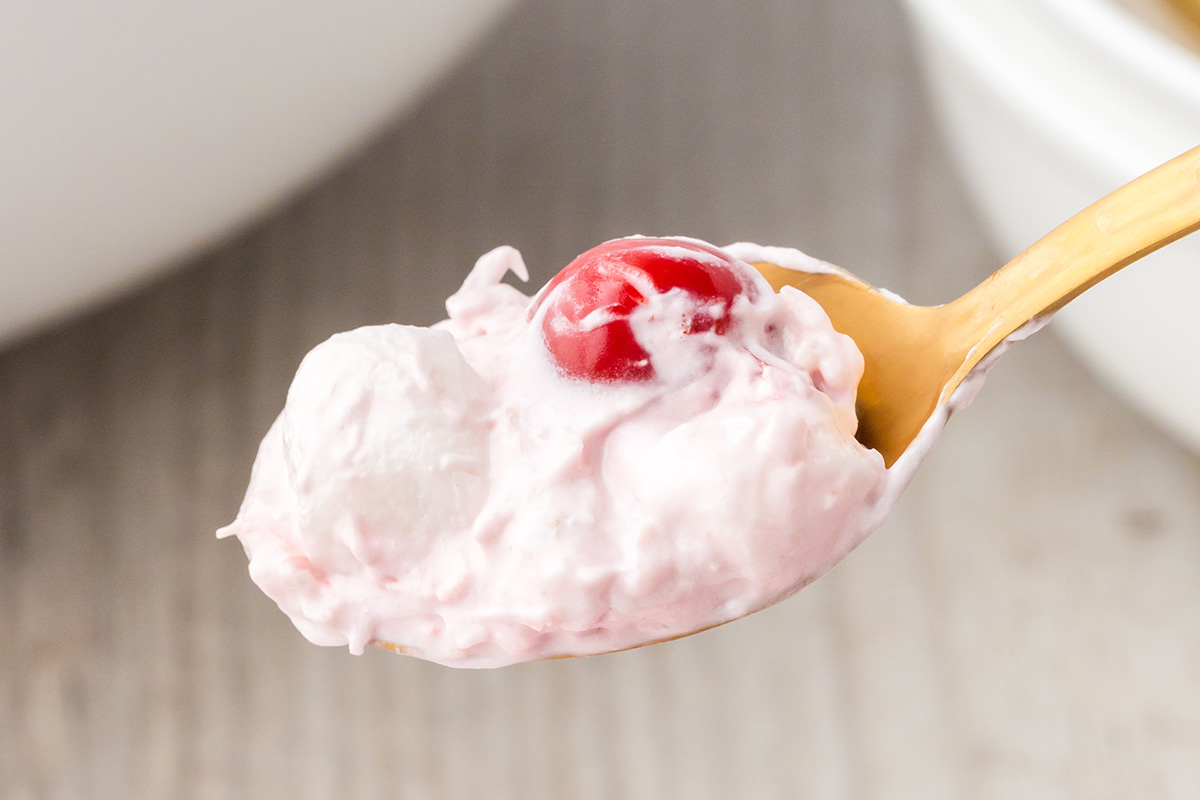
[947, 145, 1200, 373]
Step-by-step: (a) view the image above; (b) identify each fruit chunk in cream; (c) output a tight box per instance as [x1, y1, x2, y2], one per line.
[219, 237, 900, 667]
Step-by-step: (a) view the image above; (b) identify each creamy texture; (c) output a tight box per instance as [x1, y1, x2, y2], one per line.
[220, 239, 920, 668]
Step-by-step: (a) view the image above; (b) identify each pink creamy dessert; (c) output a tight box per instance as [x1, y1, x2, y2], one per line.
[219, 237, 912, 668]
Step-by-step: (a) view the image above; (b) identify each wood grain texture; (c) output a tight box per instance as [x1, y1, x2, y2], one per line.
[2, 0, 1199, 798]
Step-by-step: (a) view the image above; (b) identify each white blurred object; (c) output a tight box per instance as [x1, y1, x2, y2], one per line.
[901, 0, 1200, 452]
[0, 0, 514, 345]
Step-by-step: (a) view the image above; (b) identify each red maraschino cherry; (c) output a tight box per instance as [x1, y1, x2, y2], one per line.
[531, 237, 757, 382]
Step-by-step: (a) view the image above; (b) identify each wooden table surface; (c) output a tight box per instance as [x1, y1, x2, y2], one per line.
[3, 0, 1200, 797]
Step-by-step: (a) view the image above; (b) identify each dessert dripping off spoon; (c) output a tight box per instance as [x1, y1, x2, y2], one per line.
[753, 144, 1200, 468]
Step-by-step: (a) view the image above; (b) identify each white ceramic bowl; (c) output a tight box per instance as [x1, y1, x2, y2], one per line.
[900, 0, 1200, 451]
[0, 0, 514, 346]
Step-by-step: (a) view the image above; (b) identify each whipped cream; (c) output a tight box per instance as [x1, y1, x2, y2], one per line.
[220, 238, 924, 667]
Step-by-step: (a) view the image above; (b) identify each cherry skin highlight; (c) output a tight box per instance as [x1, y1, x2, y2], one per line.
[532, 237, 757, 382]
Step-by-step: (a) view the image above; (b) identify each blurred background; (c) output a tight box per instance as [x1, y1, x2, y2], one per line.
[2, 0, 1200, 797]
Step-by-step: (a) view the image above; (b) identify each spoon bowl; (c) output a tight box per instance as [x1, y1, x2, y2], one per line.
[372, 145, 1200, 663]
[754, 144, 1200, 466]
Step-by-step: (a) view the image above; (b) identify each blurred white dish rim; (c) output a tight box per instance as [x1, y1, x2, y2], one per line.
[1050, 0, 1200, 97]
[0, 0, 515, 347]
[902, 0, 1200, 452]
[905, 0, 1200, 172]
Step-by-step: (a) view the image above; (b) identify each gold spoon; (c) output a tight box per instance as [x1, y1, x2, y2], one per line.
[374, 146, 1199, 663]
[752, 144, 1200, 468]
